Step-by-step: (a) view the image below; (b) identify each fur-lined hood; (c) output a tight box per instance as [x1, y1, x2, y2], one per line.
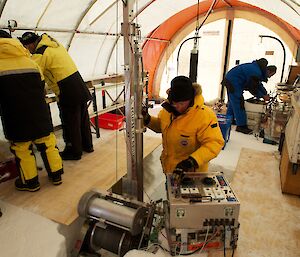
[162, 82, 204, 115]
[193, 82, 202, 96]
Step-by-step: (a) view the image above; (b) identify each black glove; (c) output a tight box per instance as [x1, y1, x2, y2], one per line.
[142, 107, 151, 125]
[172, 168, 184, 183]
[175, 157, 198, 172]
[172, 157, 197, 183]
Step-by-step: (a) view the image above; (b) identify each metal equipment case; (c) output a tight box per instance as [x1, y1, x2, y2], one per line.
[165, 172, 240, 255]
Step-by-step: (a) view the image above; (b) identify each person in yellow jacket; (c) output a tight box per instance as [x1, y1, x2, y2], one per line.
[144, 76, 224, 175]
[19, 32, 93, 160]
[0, 30, 63, 192]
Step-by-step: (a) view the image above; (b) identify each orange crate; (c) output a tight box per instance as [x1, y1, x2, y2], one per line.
[91, 113, 125, 130]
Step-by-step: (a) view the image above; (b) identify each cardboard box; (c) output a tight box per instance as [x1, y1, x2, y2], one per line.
[279, 140, 300, 195]
[245, 100, 266, 113]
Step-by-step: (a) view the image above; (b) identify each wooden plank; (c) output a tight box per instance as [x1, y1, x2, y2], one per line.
[285, 96, 300, 163]
[280, 140, 300, 195]
[0, 131, 162, 225]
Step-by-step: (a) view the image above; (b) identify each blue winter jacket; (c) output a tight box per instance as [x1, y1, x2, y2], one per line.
[225, 60, 268, 98]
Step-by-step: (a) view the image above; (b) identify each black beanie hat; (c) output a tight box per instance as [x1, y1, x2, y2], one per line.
[169, 76, 194, 102]
[256, 58, 268, 71]
[0, 30, 12, 38]
[266, 65, 277, 74]
[19, 32, 39, 45]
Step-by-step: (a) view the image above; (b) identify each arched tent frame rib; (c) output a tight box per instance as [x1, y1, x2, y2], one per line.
[102, 34, 170, 75]
[280, 0, 300, 16]
[91, 5, 123, 77]
[101, 0, 158, 75]
[91, 0, 157, 76]
[66, 0, 97, 50]
[222, 0, 232, 7]
[143, 4, 300, 98]
[132, 0, 156, 19]
[104, 35, 121, 74]
[290, 0, 300, 7]
[235, 6, 300, 45]
[0, 0, 8, 18]
[36, 0, 53, 29]
[0, 26, 118, 36]
[89, 0, 118, 26]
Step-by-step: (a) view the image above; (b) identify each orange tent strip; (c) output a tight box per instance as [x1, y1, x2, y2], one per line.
[142, 0, 300, 98]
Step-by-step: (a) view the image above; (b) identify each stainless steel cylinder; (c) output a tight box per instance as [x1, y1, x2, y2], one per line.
[78, 191, 146, 235]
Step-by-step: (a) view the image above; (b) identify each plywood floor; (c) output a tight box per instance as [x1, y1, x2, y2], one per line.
[0, 131, 162, 225]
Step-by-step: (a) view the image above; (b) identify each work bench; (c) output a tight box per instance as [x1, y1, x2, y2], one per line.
[45, 75, 126, 138]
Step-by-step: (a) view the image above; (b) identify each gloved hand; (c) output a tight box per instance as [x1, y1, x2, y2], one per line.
[142, 106, 151, 125]
[172, 157, 198, 183]
[175, 156, 198, 172]
[262, 94, 270, 102]
[172, 168, 184, 184]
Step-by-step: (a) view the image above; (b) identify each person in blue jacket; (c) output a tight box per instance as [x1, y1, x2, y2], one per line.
[222, 58, 277, 134]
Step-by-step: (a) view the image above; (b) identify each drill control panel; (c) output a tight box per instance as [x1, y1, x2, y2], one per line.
[165, 172, 240, 254]
[166, 172, 240, 229]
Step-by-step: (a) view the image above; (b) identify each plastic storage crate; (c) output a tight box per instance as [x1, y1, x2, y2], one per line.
[91, 113, 125, 130]
[217, 114, 232, 149]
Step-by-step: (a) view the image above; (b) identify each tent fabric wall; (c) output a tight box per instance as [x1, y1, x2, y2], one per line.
[0, 0, 299, 88]
[142, 1, 300, 97]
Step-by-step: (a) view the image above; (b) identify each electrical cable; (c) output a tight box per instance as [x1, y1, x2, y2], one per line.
[231, 245, 235, 257]
[230, 225, 236, 257]
[160, 231, 167, 240]
[194, 225, 210, 255]
[176, 0, 218, 74]
[177, 227, 219, 256]
[223, 225, 226, 257]
[176, 36, 201, 74]
[196, 0, 218, 33]
[156, 243, 171, 253]
[143, 189, 151, 201]
[195, 0, 200, 32]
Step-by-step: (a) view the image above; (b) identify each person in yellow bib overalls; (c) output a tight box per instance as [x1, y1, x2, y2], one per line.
[0, 30, 63, 192]
[19, 32, 93, 160]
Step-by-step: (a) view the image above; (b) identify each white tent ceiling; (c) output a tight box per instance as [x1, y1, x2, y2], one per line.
[0, 0, 299, 81]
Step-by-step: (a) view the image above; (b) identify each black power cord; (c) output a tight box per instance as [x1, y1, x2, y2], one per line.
[223, 225, 226, 257]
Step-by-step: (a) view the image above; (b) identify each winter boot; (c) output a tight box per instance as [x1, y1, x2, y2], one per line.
[60, 149, 81, 160]
[82, 147, 94, 153]
[48, 170, 63, 185]
[15, 176, 40, 192]
[236, 125, 253, 134]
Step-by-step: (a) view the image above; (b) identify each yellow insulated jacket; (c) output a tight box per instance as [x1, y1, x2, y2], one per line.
[32, 33, 78, 97]
[32, 33, 91, 106]
[0, 38, 43, 76]
[0, 38, 53, 141]
[147, 84, 224, 173]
